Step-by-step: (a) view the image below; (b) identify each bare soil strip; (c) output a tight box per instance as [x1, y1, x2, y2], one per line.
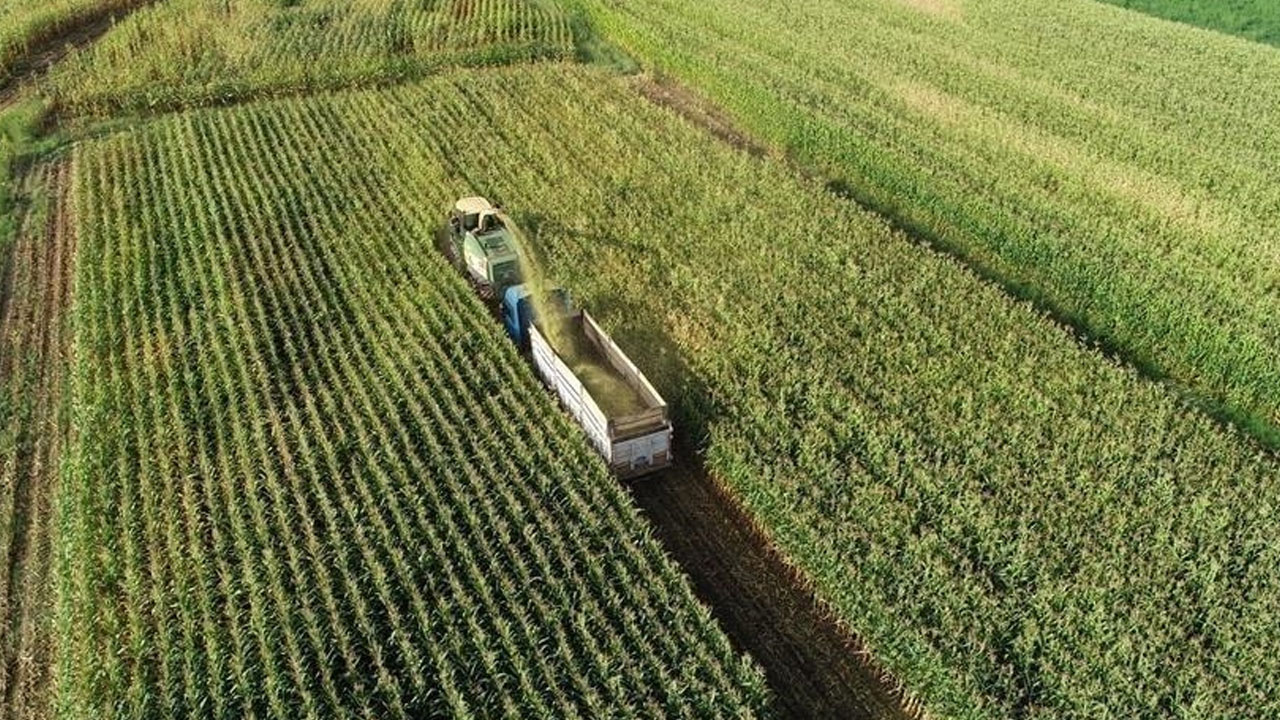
[633, 75, 769, 159]
[627, 459, 922, 720]
[0, 159, 74, 720]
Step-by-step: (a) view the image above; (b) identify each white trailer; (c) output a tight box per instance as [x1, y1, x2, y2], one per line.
[528, 310, 673, 479]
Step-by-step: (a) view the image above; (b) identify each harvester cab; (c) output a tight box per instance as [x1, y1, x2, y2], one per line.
[503, 284, 572, 349]
[447, 196, 523, 298]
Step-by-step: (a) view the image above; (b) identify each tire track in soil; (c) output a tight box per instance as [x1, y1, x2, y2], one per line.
[0, 159, 74, 720]
[626, 459, 922, 720]
[0, 1, 158, 112]
[2, 6, 152, 714]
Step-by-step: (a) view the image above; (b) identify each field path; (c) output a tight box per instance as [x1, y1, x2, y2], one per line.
[0, 159, 75, 720]
[0, 0, 157, 112]
[627, 459, 920, 720]
[1, 5, 132, 713]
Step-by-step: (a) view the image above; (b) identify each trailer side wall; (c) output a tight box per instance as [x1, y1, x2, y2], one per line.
[530, 321, 613, 456]
[530, 315, 673, 477]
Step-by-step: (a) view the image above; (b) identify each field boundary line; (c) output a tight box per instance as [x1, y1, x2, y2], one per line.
[47, 52, 574, 124]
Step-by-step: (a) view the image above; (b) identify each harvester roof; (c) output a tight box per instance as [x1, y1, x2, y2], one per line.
[455, 196, 493, 215]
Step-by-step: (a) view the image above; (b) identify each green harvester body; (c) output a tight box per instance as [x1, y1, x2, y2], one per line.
[448, 196, 523, 298]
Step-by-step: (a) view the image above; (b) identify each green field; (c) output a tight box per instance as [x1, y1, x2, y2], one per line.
[46, 0, 575, 115]
[46, 66, 779, 717]
[567, 0, 1280, 449]
[0, 0, 137, 83]
[2, 1, 1280, 719]
[376, 64, 1275, 720]
[60, 57, 1276, 718]
[1101, 0, 1280, 46]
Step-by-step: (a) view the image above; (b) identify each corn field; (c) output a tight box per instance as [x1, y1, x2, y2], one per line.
[565, 0, 1280, 450]
[18, 0, 1280, 712]
[45, 0, 575, 115]
[93, 63, 1280, 720]
[58, 66, 770, 717]
[0, 0, 136, 84]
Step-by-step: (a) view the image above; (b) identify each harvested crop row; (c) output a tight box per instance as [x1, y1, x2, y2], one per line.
[44, 0, 575, 116]
[565, 0, 1280, 449]
[186, 64, 1280, 720]
[58, 74, 769, 718]
[0, 158, 73, 720]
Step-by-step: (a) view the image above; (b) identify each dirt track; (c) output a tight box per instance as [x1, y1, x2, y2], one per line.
[627, 460, 920, 720]
[0, 1, 155, 111]
[0, 160, 74, 720]
[633, 75, 769, 159]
